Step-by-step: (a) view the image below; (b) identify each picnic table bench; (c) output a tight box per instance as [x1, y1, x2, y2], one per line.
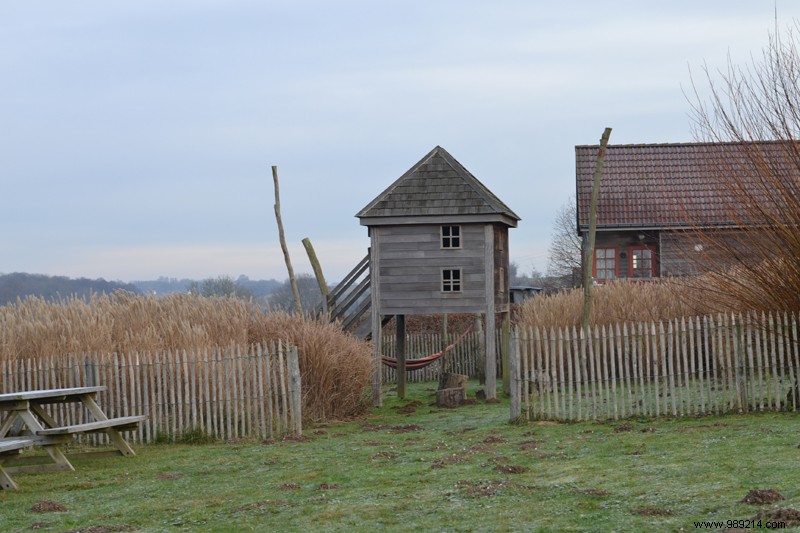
[0, 386, 147, 489]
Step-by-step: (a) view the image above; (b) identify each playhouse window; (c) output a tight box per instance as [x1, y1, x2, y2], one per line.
[441, 225, 461, 248]
[630, 246, 656, 278]
[593, 247, 617, 281]
[442, 268, 462, 292]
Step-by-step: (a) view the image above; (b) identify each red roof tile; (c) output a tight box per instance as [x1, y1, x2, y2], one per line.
[575, 141, 799, 230]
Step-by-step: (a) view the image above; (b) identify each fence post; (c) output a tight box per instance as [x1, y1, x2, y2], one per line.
[509, 327, 521, 423]
[84, 358, 99, 387]
[735, 316, 747, 413]
[286, 346, 303, 436]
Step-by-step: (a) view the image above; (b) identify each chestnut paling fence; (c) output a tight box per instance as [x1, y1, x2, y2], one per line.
[509, 312, 800, 422]
[1, 342, 302, 443]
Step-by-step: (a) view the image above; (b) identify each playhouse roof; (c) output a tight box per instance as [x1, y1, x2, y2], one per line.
[356, 146, 520, 226]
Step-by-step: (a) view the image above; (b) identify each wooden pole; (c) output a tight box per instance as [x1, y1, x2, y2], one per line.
[502, 311, 511, 395]
[581, 127, 612, 334]
[272, 166, 303, 315]
[396, 314, 406, 399]
[301, 237, 330, 319]
[437, 313, 449, 389]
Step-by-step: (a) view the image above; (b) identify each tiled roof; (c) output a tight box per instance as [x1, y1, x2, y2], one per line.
[575, 141, 798, 230]
[356, 146, 520, 222]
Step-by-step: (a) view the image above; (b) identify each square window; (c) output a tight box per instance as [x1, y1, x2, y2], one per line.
[630, 246, 655, 278]
[593, 247, 617, 281]
[442, 268, 462, 292]
[441, 226, 461, 248]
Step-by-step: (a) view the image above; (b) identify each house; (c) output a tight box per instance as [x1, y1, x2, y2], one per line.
[357, 145, 520, 400]
[575, 141, 797, 282]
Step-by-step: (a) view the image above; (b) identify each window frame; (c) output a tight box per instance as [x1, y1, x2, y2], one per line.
[592, 246, 619, 282]
[441, 225, 462, 249]
[628, 245, 657, 279]
[441, 268, 462, 293]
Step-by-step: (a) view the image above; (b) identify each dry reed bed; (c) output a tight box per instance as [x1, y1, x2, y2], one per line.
[0, 293, 372, 421]
[516, 278, 717, 331]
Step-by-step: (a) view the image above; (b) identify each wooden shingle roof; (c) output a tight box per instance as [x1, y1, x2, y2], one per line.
[357, 146, 520, 226]
[575, 141, 800, 231]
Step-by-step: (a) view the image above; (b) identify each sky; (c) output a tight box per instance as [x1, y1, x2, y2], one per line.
[3, 1, 800, 283]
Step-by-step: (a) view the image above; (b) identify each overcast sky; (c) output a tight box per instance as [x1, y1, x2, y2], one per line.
[3, 1, 799, 282]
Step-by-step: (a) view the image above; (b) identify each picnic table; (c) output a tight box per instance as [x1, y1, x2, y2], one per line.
[0, 386, 146, 489]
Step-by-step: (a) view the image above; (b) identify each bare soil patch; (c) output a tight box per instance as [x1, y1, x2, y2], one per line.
[519, 439, 543, 450]
[754, 508, 800, 526]
[431, 452, 471, 469]
[482, 435, 508, 444]
[613, 423, 634, 433]
[29, 500, 68, 513]
[279, 482, 300, 490]
[317, 483, 342, 490]
[739, 489, 785, 505]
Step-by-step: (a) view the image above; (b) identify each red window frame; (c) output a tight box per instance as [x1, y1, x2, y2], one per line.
[629, 245, 657, 279]
[592, 247, 618, 282]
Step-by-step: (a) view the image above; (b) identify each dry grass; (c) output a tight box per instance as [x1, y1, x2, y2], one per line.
[516, 278, 714, 330]
[0, 292, 372, 421]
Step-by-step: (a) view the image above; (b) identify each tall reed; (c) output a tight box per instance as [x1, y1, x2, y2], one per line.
[0, 292, 372, 421]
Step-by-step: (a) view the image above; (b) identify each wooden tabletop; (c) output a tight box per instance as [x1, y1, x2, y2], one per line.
[0, 386, 106, 403]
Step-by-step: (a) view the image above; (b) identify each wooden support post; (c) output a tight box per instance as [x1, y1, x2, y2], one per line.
[396, 314, 406, 399]
[485, 225, 497, 399]
[437, 314, 450, 390]
[272, 166, 303, 315]
[302, 237, 330, 319]
[502, 311, 511, 396]
[370, 231, 382, 407]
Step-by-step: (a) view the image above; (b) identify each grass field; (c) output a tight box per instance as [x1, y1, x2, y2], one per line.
[2, 381, 800, 532]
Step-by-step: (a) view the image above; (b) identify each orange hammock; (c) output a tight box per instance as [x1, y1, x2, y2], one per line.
[381, 324, 474, 371]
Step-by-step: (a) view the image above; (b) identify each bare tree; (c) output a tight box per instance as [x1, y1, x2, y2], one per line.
[687, 24, 800, 312]
[546, 198, 582, 287]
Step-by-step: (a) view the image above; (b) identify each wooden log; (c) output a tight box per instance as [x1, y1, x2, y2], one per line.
[436, 387, 465, 407]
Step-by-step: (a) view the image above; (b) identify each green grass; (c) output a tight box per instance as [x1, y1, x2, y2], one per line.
[3, 381, 800, 532]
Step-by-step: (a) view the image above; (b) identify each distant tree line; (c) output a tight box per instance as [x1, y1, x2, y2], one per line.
[0, 273, 140, 305]
[0, 272, 325, 311]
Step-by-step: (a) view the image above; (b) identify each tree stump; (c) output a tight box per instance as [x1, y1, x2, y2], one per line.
[436, 387, 465, 407]
[441, 373, 469, 390]
[436, 373, 468, 407]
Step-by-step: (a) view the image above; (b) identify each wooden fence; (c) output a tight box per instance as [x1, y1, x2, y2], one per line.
[381, 330, 504, 382]
[510, 312, 800, 422]
[0, 342, 302, 443]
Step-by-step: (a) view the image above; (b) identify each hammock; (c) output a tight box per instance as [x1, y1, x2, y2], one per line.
[381, 324, 474, 371]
